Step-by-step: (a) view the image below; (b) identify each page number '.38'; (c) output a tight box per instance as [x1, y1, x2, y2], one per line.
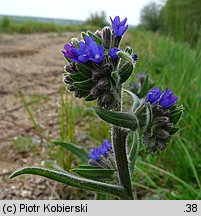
[184, 204, 197, 213]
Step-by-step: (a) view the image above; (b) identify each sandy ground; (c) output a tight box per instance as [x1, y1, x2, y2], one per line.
[0, 32, 92, 199]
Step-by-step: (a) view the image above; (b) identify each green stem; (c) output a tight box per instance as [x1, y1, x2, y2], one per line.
[111, 86, 134, 199]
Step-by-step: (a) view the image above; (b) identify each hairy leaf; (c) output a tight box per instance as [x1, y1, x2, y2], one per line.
[94, 107, 139, 130]
[10, 167, 126, 198]
[70, 167, 116, 181]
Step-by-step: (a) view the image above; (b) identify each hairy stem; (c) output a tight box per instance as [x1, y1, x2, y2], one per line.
[112, 86, 134, 199]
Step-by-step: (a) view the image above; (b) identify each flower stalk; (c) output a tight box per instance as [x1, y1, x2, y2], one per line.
[111, 86, 134, 199]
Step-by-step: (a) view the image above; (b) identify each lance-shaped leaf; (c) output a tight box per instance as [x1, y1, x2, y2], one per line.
[10, 167, 127, 199]
[76, 63, 92, 78]
[117, 51, 133, 64]
[74, 79, 95, 91]
[52, 140, 88, 163]
[70, 72, 88, 82]
[119, 62, 134, 83]
[94, 107, 139, 130]
[87, 31, 103, 46]
[70, 167, 116, 181]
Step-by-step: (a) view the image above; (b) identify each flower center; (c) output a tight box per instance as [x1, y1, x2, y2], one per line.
[95, 54, 100, 59]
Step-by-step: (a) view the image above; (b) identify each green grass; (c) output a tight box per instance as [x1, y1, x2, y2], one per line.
[126, 29, 201, 199]
[0, 16, 98, 34]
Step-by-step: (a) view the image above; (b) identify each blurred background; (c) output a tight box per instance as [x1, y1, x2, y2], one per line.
[0, 0, 200, 200]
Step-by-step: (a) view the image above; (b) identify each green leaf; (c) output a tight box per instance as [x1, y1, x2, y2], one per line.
[70, 168, 116, 181]
[119, 62, 134, 83]
[117, 51, 133, 64]
[78, 165, 101, 169]
[76, 63, 92, 78]
[52, 140, 89, 163]
[71, 38, 79, 48]
[74, 79, 95, 91]
[139, 75, 149, 98]
[94, 107, 139, 130]
[10, 167, 127, 198]
[170, 105, 183, 125]
[87, 31, 103, 46]
[170, 127, 179, 135]
[123, 89, 140, 112]
[81, 31, 87, 40]
[70, 72, 88, 82]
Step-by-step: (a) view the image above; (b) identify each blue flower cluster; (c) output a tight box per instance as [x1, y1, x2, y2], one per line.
[146, 88, 178, 108]
[62, 36, 104, 64]
[88, 139, 112, 161]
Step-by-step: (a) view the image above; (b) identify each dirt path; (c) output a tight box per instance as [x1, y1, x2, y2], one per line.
[0, 32, 91, 199]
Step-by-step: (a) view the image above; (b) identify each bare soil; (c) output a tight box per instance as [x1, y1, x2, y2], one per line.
[0, 33, 92, 199]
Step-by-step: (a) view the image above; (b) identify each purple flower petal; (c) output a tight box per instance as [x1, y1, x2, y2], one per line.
[146, 88, 163, 104]
[159, 88, 178, 108]
[110, 16, 128, 37]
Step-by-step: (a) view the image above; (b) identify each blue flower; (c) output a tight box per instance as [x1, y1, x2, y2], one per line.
[102, 139, 112, 149]
[88, 139, 112, 161]
[159, 88, 178, 108]
[146, 88, 163, 104]
[88, 148, 101, 160]
[132, 54, 138, 61]
[110, 16, 128, 37]
[146, 88, 178, 109]
[62, 44, 78, 62]
[62, 36, 104, 64]
[88, 42, 105, 64]
[109, 47, 120, 60]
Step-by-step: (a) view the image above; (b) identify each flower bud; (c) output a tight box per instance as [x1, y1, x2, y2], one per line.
[102, 26, 112, 49]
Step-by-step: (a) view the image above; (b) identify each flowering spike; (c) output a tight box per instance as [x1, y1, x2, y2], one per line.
[141, 88, 181, 152]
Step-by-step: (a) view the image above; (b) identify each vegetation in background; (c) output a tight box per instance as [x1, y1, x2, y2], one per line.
[162, 0, 201, 46]
[84, 11, 109, 28]
[0, 16, 99, 34]
[128, 29, 201, 199]
[139, 0, 201, 46]
[139, 1, 162, 32]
